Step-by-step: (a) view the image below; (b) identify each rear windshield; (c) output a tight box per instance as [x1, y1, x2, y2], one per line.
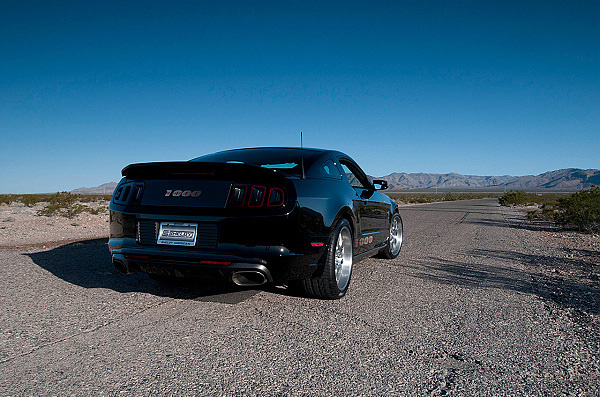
[191, 148, 322, 176]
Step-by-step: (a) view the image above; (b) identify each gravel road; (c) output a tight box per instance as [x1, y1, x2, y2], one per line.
[0, 199, 598, 395]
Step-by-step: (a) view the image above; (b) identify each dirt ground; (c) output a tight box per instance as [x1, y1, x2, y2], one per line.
[0, 198, 598, 394]
[0, 201, 109, 249]
[511, 207, 600, 328]
[2, 198, 598, 394]
[515, 206, 599, 270]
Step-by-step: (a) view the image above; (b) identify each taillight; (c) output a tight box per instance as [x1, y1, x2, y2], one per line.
[200, 260, 231, 266]
[267, 188, 284, 207]
[229, 185, 247, 207]
[123, 185, 131, 201]
[125, 254, 149, 260]
[227, 184, 285, 208]
[248, 186, 266, 207]
[131, 184, 144, 203]
[113, 182, 144, 205]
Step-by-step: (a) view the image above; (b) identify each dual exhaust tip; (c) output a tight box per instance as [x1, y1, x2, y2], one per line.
[113, 259, 135, 274]
[231, 271, 267, 286]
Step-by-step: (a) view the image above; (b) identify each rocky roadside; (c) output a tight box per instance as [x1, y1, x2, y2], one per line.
[509, 207, 600, 352]
[0, 201, 109, 249]
[513, 207, 600, 295]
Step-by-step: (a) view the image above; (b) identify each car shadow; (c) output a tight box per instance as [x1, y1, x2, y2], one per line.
[463, 217, 560, 232]
[409, 250, 599, 316]
[24, 238, 263, 304]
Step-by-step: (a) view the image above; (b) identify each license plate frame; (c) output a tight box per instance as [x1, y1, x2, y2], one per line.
[157, 222, 198, 247]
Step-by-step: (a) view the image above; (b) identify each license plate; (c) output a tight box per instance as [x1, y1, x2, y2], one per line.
[157, 222, 197, 246]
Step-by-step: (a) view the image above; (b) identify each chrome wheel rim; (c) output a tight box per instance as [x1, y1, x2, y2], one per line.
[334, 226, 353, 291]
[389, 215, 403, 256]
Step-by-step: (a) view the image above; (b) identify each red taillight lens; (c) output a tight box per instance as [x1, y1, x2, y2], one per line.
[125, 254, 149, 260]
[122, 185, 131, 201]
[267, 188, 284, 207]
[170, 172, 214, 176]
[131, 184, 144, 203]
[228, 185, 247, 207]
[113, 183, 144, 205]
[227, 184, 285, 208]
[248, 186, 266, 207]
[200, 260, 231, 266]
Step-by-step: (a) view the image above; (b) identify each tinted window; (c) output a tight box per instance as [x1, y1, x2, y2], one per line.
[340, 163, 366, 188]
[318, 159, 343, 179]
[191, 148, 322, 176]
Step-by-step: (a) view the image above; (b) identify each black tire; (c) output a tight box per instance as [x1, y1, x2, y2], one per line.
[300, 219, 353, 299]
[378, 212, 403, 259]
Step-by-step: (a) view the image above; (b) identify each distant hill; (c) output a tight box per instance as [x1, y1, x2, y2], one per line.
[72, 168, 599, 194]
[381, 172, 514, 190]
[501, 169, 600, 190]
[71, 182, 118, 195]
[380, 168, 600, 191]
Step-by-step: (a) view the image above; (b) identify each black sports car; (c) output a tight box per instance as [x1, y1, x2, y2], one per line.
[108, 147, 403, 299]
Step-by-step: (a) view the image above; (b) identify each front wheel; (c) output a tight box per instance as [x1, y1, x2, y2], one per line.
[378, 213, 403, 259]
[300, 219, 353, 299]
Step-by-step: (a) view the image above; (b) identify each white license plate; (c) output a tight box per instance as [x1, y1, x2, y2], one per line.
[157, 222, 197, 246]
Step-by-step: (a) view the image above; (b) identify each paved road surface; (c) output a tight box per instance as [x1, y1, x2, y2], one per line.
[1, 199, 598, 395]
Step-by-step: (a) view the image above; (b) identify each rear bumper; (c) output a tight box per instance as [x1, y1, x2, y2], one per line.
[108, 205, 331, 282]
[108, 237, 322, 282]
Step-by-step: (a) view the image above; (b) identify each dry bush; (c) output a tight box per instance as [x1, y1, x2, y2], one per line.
[554, 186, 600, 233]
[35, 192, 108, 218]
[387, 192, 499, 204]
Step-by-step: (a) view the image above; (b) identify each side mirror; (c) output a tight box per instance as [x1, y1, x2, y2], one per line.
[372, 179, 388, 191]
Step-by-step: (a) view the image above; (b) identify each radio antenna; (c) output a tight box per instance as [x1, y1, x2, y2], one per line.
[300, 131, 305, 179]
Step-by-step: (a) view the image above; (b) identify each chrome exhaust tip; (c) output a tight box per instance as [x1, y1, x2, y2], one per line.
[113, 259, 130, 274]
[231, 271, 267, 286]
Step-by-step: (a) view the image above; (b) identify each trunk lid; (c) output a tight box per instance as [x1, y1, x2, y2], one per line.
[115, 161, 293, 210]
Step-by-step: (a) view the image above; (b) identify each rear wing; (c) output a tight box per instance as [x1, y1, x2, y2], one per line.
[121, 161, 288, 183]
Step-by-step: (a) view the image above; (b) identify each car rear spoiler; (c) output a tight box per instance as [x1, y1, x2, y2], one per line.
[121, 161, 289, 183]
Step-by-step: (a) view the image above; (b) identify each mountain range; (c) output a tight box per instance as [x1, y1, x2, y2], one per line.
[71, 182, 119, 195]
[72, 168, 599, 194]
[379, 168, 600, 191]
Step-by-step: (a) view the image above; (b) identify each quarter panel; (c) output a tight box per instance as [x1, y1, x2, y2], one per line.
[293, 178, 357, 235]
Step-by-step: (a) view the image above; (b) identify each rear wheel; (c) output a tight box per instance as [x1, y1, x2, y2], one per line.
[378, 213, 403, 259]
[300, 219, 353, 299]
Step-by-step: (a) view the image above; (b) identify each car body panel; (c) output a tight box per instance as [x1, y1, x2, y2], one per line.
[108, 147, 399, 284]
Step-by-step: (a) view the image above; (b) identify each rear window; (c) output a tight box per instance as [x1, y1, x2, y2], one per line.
[191, 148, 322, 176]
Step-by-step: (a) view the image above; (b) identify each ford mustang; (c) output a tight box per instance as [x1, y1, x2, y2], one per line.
[108, 147, 403, 299]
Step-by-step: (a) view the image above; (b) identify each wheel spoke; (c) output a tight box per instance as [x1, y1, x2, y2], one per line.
[334, 226, 352, 290]
[388, 215, 402, 256]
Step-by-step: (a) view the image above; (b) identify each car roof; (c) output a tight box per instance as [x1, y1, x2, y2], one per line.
[200, 147, 336, 155]
[191, 147, 350, 162]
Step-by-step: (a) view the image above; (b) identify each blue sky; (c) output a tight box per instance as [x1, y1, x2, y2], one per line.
[1, 0, 598, 193]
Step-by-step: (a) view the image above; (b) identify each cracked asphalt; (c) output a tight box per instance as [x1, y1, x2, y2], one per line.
[1, 199, 598, 395]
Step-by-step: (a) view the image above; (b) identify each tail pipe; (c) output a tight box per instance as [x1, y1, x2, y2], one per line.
[231, 271, 268, 286]
[112, 258, 139, 274]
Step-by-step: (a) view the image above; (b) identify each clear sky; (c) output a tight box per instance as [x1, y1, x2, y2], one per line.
[1, 0, 598, 193]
